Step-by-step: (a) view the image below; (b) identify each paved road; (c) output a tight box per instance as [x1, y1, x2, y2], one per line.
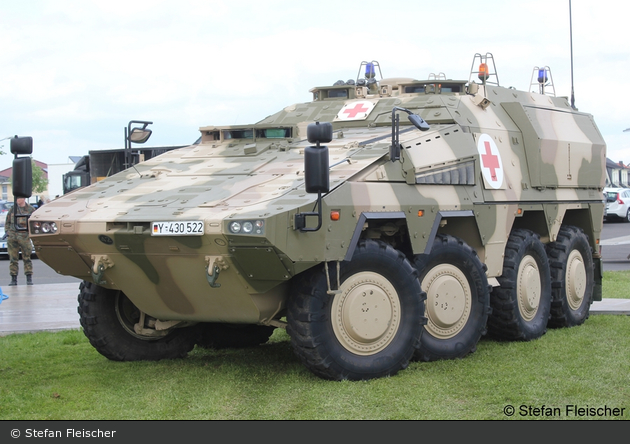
[600, 219, 630, 271]
[0, 256, 81, 287]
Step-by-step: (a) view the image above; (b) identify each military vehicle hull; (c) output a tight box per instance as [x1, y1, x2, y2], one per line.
[26, 56, 606, 380]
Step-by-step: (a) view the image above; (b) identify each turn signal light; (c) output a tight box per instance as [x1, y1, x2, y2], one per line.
[330, 211, 340, 221]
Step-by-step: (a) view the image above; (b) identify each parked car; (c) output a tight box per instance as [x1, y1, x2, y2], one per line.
[0, 200, 12, 216]
[0, 201, 9, 256]
[603, 187, 630, 222]
[0, 220, 5, 256]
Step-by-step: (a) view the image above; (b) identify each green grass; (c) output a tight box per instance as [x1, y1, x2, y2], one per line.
[0, 271, 628, 420]
[602, 270, 630, 298]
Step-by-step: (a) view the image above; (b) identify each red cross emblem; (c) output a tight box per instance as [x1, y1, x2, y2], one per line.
[481, 141, 500, 181]
[477, 134, 503, 189]
[343, 103, 370, 118]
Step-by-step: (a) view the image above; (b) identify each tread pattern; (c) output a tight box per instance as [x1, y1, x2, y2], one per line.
[286, 240, 425, 380]
[545, 225, 594, 328]
[78, 281, 196, 361]
[488, 229, 551, 341]
[413, 234, 491, 362]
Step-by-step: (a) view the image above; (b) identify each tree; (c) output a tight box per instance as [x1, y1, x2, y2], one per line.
[31, 159, 48, 195]
[9, 158, 48, 197]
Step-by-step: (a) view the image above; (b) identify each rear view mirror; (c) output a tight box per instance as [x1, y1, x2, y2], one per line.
[304, 122, 332, 194]
[128, 127, 152, 144]
[10, 136, 33, 155]
[13, 157, 32, 198]
[408, 114, 430, 131]
[295, 122, 332, 232]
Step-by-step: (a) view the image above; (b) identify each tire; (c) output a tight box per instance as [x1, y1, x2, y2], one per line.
[626, 208, 630, 223]
[412, 234, 491, 361]
[545, 225, 594, 328]
[78, 281, 196, 361]
[196, 323, 275, 349]
[286, 240, 425, 381]
[488, 229, 552, 341]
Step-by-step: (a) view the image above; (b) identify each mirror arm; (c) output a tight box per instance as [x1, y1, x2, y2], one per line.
[294, 192, 323, 232]
[390, 107, 431, 162]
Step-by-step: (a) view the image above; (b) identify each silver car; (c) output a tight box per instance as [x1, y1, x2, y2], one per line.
[604, 187, 630, 222]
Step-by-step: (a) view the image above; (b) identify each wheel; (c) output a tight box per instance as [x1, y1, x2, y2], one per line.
[488, 229, 552, 341]
[196, 323, 275, 349]
[78, 281, 196, 361]
[286, 240, 425, 381]
[545, 225, 594, 327]
[626, 208, 630, 223]
[412, 234, 490, 361]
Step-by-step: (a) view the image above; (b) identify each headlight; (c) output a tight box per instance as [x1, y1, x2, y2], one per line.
[227, 219, 264, 235]
[31, 221, 58, 235]
[229, 221, 242, 233]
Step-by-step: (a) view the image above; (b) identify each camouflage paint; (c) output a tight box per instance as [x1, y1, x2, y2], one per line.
[29, 61, 606, 323]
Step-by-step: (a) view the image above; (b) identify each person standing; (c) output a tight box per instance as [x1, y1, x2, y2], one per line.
[6, 198, 36, 286]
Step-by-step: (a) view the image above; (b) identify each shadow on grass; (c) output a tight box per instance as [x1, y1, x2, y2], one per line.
[186, 336, 302, 374]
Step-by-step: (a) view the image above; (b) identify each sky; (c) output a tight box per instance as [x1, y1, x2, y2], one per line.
[1, 0, 629, 177]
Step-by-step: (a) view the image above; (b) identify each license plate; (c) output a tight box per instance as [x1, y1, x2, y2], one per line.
[151, 221, 204, 236]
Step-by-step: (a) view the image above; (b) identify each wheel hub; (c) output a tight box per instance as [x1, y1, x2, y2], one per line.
[115, 293, 166, 340]
[422, 264, 471, 339]
[566, 250, 586, 310]
[332, 272, 400, 356]
[517, 255, 541, 321]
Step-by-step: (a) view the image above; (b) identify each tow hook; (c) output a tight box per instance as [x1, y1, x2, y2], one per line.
[91, 255, 114, 285]
[206, 256, 228, 288]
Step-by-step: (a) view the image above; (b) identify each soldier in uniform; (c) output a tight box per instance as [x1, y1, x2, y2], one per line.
[6, 198, 36, 286]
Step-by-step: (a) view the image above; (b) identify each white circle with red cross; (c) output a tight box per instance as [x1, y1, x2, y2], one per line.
[477, 134, 504, 189]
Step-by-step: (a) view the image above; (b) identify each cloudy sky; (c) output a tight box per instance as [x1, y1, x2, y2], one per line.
[1, 0, 628, 176]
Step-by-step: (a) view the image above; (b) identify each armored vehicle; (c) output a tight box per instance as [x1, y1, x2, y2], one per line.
[15, 53, 606, 381]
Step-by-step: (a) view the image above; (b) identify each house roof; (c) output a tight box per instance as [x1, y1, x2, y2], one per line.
[607, 158, 620, 168]
[606, 158, 630, 169]
[0, 159, 48, 179]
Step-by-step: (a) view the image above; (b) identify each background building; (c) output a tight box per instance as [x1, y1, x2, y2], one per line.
[0, 159, 49, 204]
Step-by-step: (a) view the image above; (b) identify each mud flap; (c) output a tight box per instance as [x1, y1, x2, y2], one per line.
[592, 257, 603, 302]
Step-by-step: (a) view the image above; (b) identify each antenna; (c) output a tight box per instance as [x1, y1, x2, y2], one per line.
[569, 0, 576, 110]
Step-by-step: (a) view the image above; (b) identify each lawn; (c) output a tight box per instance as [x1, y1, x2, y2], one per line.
[0, 271, 628, 420]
